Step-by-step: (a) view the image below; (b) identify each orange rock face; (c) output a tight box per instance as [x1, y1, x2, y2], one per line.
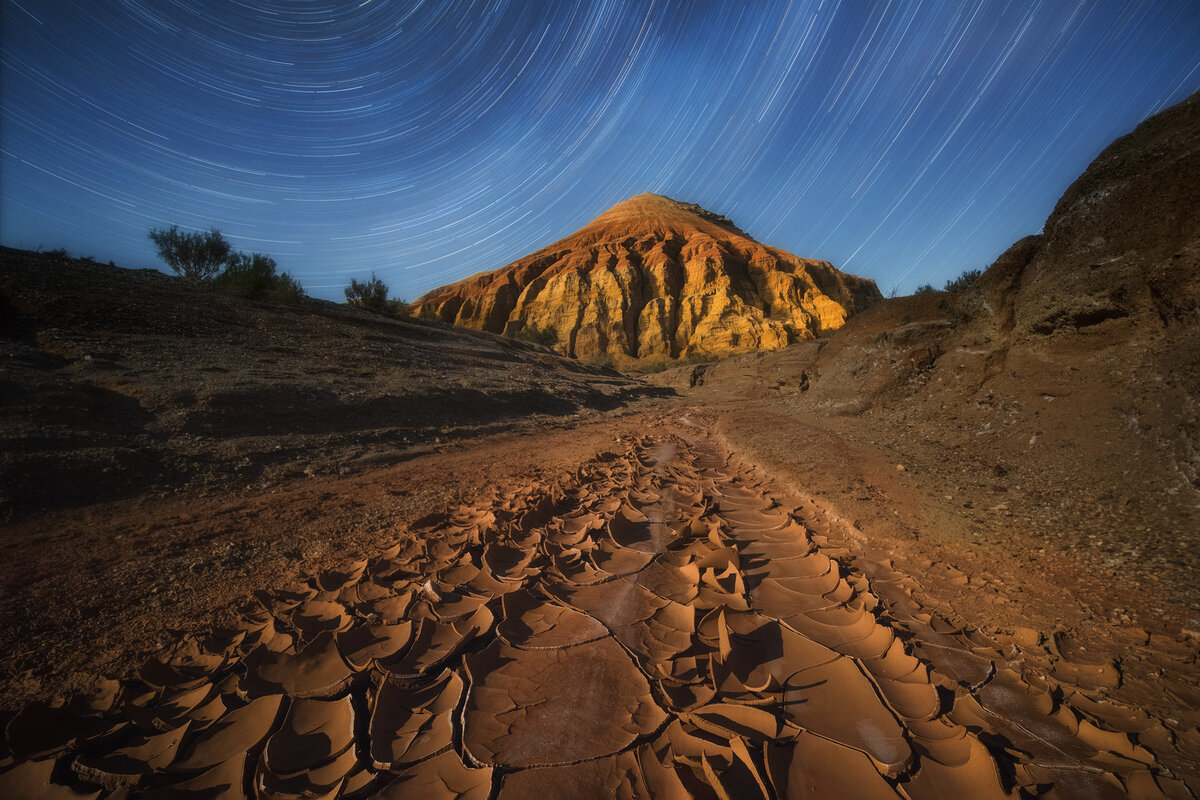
[414, 194, 882, 365]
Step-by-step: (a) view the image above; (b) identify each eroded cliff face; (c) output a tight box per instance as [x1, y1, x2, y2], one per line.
[414, 194, 881, 365]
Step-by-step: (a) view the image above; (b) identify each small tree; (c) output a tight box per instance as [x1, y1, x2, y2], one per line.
[344, 273, 389, 311]
[148, 225, 233, 281]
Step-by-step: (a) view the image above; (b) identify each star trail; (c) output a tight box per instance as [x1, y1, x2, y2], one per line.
[2, 1, 1197, 299]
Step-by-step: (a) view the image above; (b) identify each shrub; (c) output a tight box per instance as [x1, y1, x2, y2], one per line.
[943, 268, 982, 294]
[148, 225, 233, 281]
[914, 284, 938, 295]
[212, 252, 305, 305]
[344, 273, 389, 311]
[270, 271, 306, 306]
[213, 252, 278, 298]
[145, 224, 304, 304]
[344, 274, 412, 318]
[584, 352, 616, 370]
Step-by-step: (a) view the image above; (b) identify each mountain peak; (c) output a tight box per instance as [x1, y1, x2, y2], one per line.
[415, 194, 881, 366]
[584, 193, 747, 239]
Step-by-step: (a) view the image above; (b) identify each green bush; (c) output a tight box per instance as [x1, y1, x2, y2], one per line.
[213, 252, 277, 298]
[269, 270, 306, 306]
[146, 224, 305, 304]
[914, 283, 938, 295]
[344, 273, 413, 319]
[148, 225, 232, 282]
[344, 273, 389, 311]
[944, 268, 982, 293]
[211, 251, 305, 304]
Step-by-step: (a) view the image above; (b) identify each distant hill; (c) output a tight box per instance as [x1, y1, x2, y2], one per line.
[414, 193, 881, 367]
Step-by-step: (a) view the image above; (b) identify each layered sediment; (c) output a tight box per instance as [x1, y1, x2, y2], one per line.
[414, 194, 881, 366]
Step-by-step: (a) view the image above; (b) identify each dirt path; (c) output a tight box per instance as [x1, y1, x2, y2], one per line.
[2, 418, 1194, 798]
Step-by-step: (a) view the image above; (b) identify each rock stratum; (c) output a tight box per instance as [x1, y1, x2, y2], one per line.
[413, 194, 882, 366]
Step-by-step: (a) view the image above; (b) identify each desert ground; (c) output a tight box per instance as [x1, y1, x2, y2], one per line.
[0, 253, 1196, 799]
[1, 94, 1198, 799]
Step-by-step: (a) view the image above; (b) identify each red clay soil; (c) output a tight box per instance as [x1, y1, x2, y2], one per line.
[2, 92, 1198, 800]
[1, 410, 1197, 798]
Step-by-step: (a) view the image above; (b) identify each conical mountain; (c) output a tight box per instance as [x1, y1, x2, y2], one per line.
[414, 193, 882, 366]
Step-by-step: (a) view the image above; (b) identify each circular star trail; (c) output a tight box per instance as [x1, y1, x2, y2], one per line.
[2, 0, 1198, 299]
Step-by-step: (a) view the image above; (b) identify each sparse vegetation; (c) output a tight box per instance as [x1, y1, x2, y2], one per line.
[148, 225, 233, 282]
[213, 252, 277, 297]
[943, 268, 982, 293]
[147, 225, 305, 304]
[271, 272, 306, 306]
[912, 268, 983, 297]
[214, 252, 305, 305]
[344, 273, 411, 318]
[583, 352, 616, 370]
[344, 273, 389, 310]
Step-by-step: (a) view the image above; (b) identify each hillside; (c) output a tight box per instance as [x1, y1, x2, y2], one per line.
[414, 193, 882, 367]
[0, 249, 664, 516]
[653, 90, 1200, 606]
[0, 251, 669, 710]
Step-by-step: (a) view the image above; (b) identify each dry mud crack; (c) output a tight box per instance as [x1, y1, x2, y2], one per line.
[1, 421, 1195, 798]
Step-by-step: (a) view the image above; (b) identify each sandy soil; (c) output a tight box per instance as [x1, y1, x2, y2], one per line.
[2, 412, 1196, 798]
[0, 408, 658, 709]
[3, 85, 1199, 794]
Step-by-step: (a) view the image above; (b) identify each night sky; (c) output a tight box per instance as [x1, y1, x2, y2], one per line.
[2, 2, 1198, 301]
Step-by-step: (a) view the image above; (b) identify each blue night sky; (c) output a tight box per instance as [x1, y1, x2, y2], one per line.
[2, 1, 1198, 301]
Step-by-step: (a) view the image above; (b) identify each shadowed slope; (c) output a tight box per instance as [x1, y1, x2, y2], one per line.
[0, 248, 665, 514]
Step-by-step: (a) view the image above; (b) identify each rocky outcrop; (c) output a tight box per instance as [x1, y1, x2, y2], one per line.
[414, 194, 881, 366]
[655, 90, 1200, 606]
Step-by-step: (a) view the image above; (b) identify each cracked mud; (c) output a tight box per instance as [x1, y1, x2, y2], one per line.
[1, 423, 1194, 798]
